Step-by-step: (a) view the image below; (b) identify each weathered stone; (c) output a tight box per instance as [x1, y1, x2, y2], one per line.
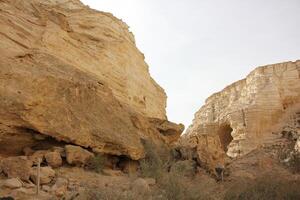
[0, 156, 32, 181]
[29, 150, 47, 165]
[148, 118, 185, 144]
[45, 152, 62, 168]
[30, 166, 55, 185]
[183, 61, 300, 172]
[51, 178, 68, 198]
[2, 178, 22, 189]
[11, 188, 35, 195]
[52, 147, 66, 158]
[0, 0, 185, 160]
[295, 139, 300, 152]
[42, 185, 51, 192]
[65, 145, 94, 166]
[23, 147, 34, 156]
[23, 181, 35, 189]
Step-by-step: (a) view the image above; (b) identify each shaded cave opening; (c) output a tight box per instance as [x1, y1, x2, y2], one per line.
[218, 124, 233, 153]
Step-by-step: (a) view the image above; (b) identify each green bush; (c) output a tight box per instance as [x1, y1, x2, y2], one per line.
[87, 154, 106, 173]
[139, 140, 172, 179]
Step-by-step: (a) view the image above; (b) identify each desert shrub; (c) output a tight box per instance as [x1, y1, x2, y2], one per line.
[170, 160, 197, 178]
[87, 154, 106, 173]
[277, 143, 300, 174]
[140, 140, 172, 180]
[138, 140, 209, 199]
[84, 188, 144, 200]
[224, 174, 300, 200]
[158, 171, 207, 200]
[289, 153, 300, 173]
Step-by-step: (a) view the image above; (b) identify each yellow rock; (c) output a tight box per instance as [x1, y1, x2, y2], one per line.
[183, 61, 300, 171]
[0, 0, 183, 160]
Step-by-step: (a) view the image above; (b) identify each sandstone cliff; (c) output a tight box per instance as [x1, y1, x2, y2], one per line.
[0, 0, 183, 159]
[182, 60, 300, 171]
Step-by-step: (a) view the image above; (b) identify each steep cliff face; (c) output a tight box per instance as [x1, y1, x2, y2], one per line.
[183, 61, 300, 171]
[0, 0, 166, 119]
[0, 0, 183, 159]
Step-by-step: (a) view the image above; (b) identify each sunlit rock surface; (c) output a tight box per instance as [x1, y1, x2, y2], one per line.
[0, 0, 183, 159]
[182, 61, 300, 171]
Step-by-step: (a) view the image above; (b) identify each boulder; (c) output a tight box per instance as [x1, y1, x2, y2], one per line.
[0, 156, 32, 181]
[52, 147, 66, 158]
[23, 181, 35, 189]
[29, 150, 47, 165]
[148, 118, 185, 144]
[65, 145, 94, 166]
[10, 188, 35, 196]
[51, 178, 69, 197]
[42, 185, 51, 192]
[45, 152, 62, 168]
[30, 166, 55, 185]
[2, 178, 22, 189]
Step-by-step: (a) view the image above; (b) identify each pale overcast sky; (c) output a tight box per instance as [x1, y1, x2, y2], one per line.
[81, 0, 300, 127]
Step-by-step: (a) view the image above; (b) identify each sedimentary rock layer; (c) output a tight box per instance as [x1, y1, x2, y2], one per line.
[0, 0, 183, 159]
[182, 61, 300, 171]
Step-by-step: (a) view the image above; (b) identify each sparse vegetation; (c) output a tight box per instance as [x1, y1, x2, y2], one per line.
[138, 140, 203, 200]
[170, 160, 197, 177]
[139, 140, 172, 179]
[289, 153, 300, 173]
[87, 154, 106, 173]
[277, 142, 300, 174]
[85, 188, 145, 200]
[224, 174, 300, 200]
[159, 172, 204, 200]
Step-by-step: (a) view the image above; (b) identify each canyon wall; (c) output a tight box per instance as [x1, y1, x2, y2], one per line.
[0, 0, 183, 159]
[182, 61, 300, 171]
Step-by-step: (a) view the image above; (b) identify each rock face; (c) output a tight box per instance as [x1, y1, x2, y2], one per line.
[30, 166, 56, 185]
[0, 156, 33, 181]
[65, 145, 94, 166]
[183, 61, 300, 171]
[45, 151, 63, 168]
[2, 178, 23, 189]
[0, 0, 183, 159]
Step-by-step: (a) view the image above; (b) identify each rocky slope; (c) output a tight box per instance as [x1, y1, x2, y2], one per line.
[182, 60, 300, 172]
[0, 0, 184, 160]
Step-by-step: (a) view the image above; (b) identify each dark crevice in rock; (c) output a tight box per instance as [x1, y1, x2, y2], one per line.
[218, 124, 233, 153]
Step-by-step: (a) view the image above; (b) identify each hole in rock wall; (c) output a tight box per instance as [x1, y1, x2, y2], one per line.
[218, 124, 233, 152]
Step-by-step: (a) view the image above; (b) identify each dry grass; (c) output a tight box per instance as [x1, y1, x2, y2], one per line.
[289, 153, 300, 173]
[139, 140, 205, 200]
[87, 154, 106, 173]
[84, 188, 145, 200]
[224, 174, 300, 200]
[139, 140, 172, 179]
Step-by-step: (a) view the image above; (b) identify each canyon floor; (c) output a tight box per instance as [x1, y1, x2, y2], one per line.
[0, 0, 300, 199]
